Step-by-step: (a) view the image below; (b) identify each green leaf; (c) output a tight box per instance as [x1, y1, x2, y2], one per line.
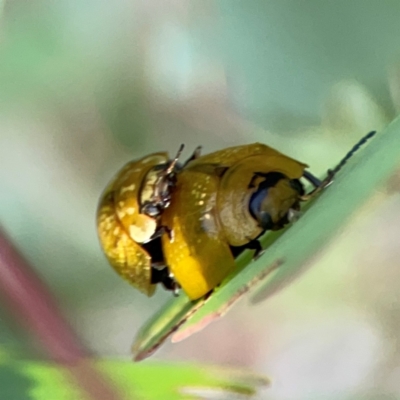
[132, 294, 203, 361]
[0, 358, 268, 400]
[133, 116, 400, 360]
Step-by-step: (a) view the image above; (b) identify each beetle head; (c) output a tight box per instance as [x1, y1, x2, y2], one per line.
[249, 172, 304, 230]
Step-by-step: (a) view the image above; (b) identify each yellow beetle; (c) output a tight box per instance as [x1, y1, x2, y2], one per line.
[161, 143, 312, 299]
[97, 131, 375, 300]
[96, 146, 200, 295]
[161, 132, 376, 300]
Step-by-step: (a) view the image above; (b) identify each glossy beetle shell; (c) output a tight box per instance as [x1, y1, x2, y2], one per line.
[97, 152, 170, 296]
[162, 143, 307, 300]
[161, 166, 235, 300]
[216, 151, 306, 246]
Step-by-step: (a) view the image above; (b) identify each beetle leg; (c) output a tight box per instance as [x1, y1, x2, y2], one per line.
[150, 263, 168, 284]
[165, 144, 185, 175]
[145, 144, 184, 210]
[151, 265, 180, 294]
[171, 277, 181, 297]
[300, 170, 334, 201]
[231, 239, 264, 260]
[246, 239, 264, 260]
[302, 170, 322, 188]
[149, 225, 174, 243]
[183, 145, 202, 167]
[144, 145, 186, 214]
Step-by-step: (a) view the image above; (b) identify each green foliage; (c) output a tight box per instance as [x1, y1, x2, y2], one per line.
[0, 356, 268, 400]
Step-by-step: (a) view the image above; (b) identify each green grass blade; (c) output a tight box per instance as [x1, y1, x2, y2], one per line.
[1, 358, 268, 400]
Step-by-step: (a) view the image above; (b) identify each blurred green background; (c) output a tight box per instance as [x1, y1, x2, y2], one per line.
[1, 1, 400, 399]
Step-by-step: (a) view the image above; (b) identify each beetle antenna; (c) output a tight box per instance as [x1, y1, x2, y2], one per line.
[301, 130, 377, 200]
[165, 144, 185, 175]
[328, 130, 376, 177]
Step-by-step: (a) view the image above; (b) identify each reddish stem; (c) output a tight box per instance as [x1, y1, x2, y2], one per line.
[0, 228, 125, 400]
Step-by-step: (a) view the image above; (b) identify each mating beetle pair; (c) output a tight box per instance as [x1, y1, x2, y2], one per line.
[97, 132, 376, 300]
